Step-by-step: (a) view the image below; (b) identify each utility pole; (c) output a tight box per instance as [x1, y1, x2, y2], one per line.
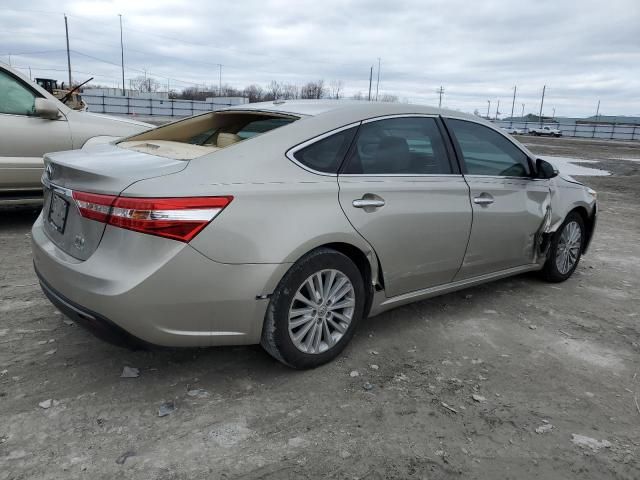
[495, 99, 500, 120]
[437, 86, 444, 108]
[510, 85, 517, 119]
[368, 66, 373, 101]
[487, 100, 491, 119]
[595, 100, 600, 122]
[218, 64, 222, 96]
[552, 107, 556, 120]
[64, 15, 72, 89]
[375, 57, 381, 101]
[538, 85, 546, 127]
[28, 66, 32, 79]
[119, 14, 125, 96]
[521, 103, 525, 119]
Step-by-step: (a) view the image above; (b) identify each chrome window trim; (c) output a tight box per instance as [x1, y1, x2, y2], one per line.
[42, 177, 73, 198]
[339, 173, 463, 178]
[463, 174, 535, 181]
[285, 121, 361, 177]
[360, 113, 440, 124]
[341, 114, 455, 177]
[286, 114, 446, 177]
[443, 115, 536, 176]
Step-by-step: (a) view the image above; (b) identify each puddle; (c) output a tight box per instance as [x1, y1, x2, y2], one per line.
[540, 156, 611, 177]
[611, 157, 640, 163]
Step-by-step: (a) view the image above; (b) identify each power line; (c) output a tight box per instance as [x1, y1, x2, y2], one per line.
[0, 49, 67, 56]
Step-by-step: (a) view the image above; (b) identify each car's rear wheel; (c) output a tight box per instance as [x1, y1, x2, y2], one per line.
[541, 212, 585, 282]
[261, 248, 365, 369]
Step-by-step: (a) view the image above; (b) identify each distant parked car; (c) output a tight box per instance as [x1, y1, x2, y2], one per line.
[529, 126, 562, 137]
[0, 64, 152, 205]
[33, 101, 597, 368]
[502, 126, 525, 135]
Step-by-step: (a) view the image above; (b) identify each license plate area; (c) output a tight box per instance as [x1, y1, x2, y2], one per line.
[48, 193, 70, 234]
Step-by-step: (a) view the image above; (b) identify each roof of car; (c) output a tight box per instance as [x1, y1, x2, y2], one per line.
[228, 99, 476, 120]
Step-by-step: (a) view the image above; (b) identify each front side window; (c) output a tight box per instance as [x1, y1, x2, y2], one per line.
[342, 117, 452, 175]
[0, 70, 36, 116]
[293, 126, 357, 174]
[447, 119, 530, 177]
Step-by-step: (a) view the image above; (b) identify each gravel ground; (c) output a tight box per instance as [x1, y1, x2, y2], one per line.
[1, 137, 639, 479]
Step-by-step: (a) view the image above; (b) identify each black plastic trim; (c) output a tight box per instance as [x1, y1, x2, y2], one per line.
[35, 265, 151, 349]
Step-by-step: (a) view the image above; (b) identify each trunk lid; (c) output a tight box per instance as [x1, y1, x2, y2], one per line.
[42, 143, 188, 260]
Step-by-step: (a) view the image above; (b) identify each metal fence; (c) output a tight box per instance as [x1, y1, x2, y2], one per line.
[78, 94, 640, 141]
[494, 120, 639, 141]
[80, 93, 240, 117]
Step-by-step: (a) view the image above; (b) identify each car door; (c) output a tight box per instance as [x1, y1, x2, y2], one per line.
[444, 118, 551, 280]
[337, 116, 472, 297]
[0, 68, 72, 193]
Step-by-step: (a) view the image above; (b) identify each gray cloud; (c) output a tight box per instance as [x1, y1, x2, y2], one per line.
[1, 0, 638, 116]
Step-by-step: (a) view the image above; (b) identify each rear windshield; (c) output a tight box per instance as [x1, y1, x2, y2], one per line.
[118, 111, 298, 159]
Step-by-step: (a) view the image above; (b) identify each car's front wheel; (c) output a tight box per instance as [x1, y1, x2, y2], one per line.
[541, 212, 585, 282]
[261, 248, 365, 369]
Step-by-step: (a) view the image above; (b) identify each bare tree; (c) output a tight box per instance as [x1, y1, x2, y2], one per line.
[243, 84, 264, 103]
[378, 93, 399, 103]
[265, 80, 283, 100]
[300, 80, 325, 99]
[281, 83, 299, 100]
[131, 75, 161, 93]
[219, 84, 242, 97]
[177, 86, 209, 101]
[328, 80, 343, 99]
[351, 91, 364, 101]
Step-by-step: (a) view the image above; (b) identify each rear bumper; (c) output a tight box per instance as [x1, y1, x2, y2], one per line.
[37, 268, 147, 348]
[32, 213, 289, 347]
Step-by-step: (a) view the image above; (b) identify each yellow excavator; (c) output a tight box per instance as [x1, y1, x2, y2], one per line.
[35, 77, 93, 111]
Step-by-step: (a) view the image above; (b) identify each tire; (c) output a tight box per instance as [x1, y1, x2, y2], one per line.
[260, 248, 366, 369]
[541, 212, 585, 282]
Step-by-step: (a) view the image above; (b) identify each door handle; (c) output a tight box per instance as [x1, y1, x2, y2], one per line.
[473, 195, 494, 205]
[353, 198, 385, 208]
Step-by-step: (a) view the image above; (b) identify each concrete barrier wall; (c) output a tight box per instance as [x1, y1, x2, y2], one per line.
[81, 94, 238, 117]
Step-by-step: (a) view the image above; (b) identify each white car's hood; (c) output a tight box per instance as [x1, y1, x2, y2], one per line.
[80, 111, 153, 128]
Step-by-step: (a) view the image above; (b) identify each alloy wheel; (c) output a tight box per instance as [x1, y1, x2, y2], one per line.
[555, 220, 582, 275]
[288, 269, 355, 354]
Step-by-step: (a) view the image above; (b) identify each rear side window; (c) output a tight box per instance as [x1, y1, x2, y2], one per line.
[293, 127, 357, 174]
[342, 117, 452, 175]
[447, 119, 530, 177]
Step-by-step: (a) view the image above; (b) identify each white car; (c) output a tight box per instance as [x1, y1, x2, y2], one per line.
[529, 126, 562, 137]
[0, 64, 152, 205]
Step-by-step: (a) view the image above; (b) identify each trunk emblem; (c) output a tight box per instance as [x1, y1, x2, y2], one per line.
[74, 234, 85, 250]
[45, 164, 55, 180]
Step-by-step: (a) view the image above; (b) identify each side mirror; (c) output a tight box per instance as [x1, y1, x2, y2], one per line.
[535, 158, 558, 179]
[34, 98, 61, 120]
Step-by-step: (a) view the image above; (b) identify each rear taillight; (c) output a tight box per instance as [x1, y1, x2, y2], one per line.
[72, 191, 233, 242]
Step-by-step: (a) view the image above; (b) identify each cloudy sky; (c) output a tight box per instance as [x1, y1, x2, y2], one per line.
[1, 0, 639, 117]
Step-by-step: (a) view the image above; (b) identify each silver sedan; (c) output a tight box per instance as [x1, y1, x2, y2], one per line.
[32, 101, 597, 368]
